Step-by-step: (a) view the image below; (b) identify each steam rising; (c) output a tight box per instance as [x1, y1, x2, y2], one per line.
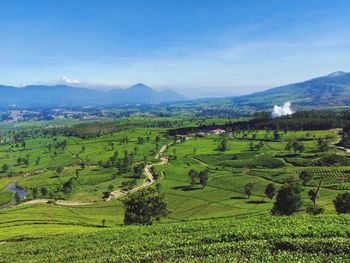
[272, 102, 293, 118]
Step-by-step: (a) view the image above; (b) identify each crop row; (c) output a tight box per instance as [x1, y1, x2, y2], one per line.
[1, 215, 350, 262]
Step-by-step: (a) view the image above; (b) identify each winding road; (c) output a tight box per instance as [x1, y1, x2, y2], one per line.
[21, 143, 170, 206]
[330, 128, 350, 153]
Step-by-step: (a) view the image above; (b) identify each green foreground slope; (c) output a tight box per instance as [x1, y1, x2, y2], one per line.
[1, 215, 350, 262]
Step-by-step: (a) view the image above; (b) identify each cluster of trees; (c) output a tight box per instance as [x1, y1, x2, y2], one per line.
[168, 110, 350, 136]
[249, 141, 264, 151]
[31, 186, 55, 199]
[42, 119, 181, 139]
[241, 173, 339, 216]
[266, 175, 350, 215]
[121, 179, 138, 191]
[285, 141, 305, 154]
[242, 183, 276, 200]
[16, 157, 30, 167]
[188, 169, 209, 188]
[341, 126, 350, 148]
[195, 108, 247, 118]
[317, 137, 330, 152]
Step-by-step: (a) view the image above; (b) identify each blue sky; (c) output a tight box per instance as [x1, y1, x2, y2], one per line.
[1, 0, 350, 98]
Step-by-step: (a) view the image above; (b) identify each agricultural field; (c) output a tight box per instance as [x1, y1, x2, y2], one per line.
[1, 117, 350, 261]
[1, 214, 350, 262]
[154, 129, 348, 220]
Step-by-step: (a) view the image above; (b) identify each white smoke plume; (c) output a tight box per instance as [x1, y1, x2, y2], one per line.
[272, 102, 293, 118]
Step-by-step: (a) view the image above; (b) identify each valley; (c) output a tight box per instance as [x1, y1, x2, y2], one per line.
[1, 112, 350, 261]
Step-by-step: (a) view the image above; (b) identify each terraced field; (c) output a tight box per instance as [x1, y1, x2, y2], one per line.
[1, 122, 350, 261]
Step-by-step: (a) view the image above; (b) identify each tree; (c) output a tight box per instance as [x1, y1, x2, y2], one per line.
[244, 183, 254, 199]
[291, 141, 305, 154]
[123, 151, 132, 170]
[123, 188, 168, 225]
[218, 138, 228, 152]
[292, 141, 300, 154]
[264, 183, 276, 200]
[273, 130, 280, 140]
[272, 182, 302, 215]
[32, 187, 38, 199]
[63, 178, 74, 194]
[188, 169, 198, 185]
[40, 186, 48, 196]
[56, 166, 63, 175]
[308, 183, 321, 205]
[333, 193, 350, 213]
[133, 162, 145, 179]
[198, 169, 209, 188]
[298, 143, 305, 153]
[285, 141, 292, 153]
[2, 164, 9, 173]
[14, 192, 21, 204]
[137, 137, 145, 145]
[300, 170, 312, 185]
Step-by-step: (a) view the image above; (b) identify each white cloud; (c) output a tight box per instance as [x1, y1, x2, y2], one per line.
[61, 76, 81, 84]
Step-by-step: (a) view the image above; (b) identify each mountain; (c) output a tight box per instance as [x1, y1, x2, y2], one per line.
[0, 83, 186, 107]
[108, 83, 185, 104]
[230, 71, 350, 109]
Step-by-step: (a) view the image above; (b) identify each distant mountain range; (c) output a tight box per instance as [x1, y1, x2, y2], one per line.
[230, 71, 350, 109]
[1, 72, 350, 108]
[0, 83, 186, 107]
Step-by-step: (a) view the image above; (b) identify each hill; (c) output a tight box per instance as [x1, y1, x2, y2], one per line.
[230, 71, 350, 109]
[0, 83, 186, 107]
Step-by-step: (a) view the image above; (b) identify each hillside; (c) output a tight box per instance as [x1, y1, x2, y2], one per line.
[230, 71, 350, 109]
[0, 83, 186, 107]
[1, 215, 349, 262]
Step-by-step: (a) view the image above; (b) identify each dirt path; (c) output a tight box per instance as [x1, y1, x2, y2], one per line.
[108, 144, 169, 200]
[330, 128, 350, 154]
[22, 143, 170, 206]
[23, 199, 93, 206]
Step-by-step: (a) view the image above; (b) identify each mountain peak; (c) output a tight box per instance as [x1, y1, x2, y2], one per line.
[327, 71, 348, 77]
[128, 83, 153, 91]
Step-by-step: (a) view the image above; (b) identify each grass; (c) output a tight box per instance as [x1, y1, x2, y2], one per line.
[0, 189, 13, 206]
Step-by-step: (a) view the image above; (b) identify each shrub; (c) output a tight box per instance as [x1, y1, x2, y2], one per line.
[333, 193, 350, 214]
[305, 204, 324, 215]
